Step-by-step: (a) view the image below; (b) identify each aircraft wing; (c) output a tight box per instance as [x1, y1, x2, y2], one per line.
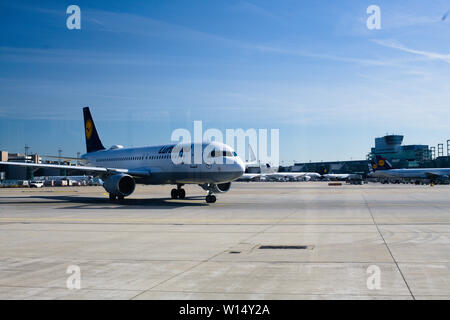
[42, 155, 87, 162]
[0, 161, 151, 177]
[271, 172, 305, 178]
[239, 173, 260, 181]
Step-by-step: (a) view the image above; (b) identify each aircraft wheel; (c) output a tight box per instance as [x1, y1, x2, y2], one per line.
[178, 188, 186, 199]
[206, 195, 216, 203]
[109, 193, 117, 201]
[118, 195, 125, 201]
[171, 188, 179, 199]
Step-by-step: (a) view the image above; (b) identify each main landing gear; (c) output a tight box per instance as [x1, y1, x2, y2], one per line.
[109, 194, 124, 201]
[170, 184, 217, 203]
[171, 184, 186, 199]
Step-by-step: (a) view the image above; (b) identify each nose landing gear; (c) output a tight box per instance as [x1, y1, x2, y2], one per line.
[205, 189, 217, 203]
[170, 184, 218, 203]
[206, 194, 216, 203]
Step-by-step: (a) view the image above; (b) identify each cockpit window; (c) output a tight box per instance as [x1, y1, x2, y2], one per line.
[223, 151, 234, 157]
[209, 150, 235, 157]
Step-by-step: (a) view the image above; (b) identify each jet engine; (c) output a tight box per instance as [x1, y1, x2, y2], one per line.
[200, 182, 232, 193]
[103, 174, 135, 197]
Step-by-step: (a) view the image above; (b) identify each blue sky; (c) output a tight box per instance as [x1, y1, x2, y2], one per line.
[1, 0, 450, 163]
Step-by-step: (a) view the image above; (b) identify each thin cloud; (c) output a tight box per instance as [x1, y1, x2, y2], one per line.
[244, 43, 419, 67]
[385, 13, 439, 29]
[88, 9, 398, 67]
[0, 46, 211, 67]
[2, 4, 414, 69]
[231, 1, 283, 23]
[373, 39, 450, 64]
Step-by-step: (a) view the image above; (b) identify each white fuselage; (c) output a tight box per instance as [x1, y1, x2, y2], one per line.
[370, 168, 450, 179]
[82, 141, 245, 185]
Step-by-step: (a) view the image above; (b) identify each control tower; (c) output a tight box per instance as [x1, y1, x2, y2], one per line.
[373, 135, 404, 155]
[370, 134, 429, 168]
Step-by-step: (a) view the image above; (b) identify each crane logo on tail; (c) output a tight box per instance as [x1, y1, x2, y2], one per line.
[85, 119, 93, 140]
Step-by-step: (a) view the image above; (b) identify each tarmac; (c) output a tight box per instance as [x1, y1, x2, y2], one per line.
[0, 182, 449, 300]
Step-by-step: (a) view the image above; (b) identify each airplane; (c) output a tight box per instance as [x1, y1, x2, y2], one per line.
[322, 173, 357, 180]
[304, 172, 322, 180]
[0, 107, 245, 203]
[286, 172, 322, 181]
[238, 173, 262, 182]
[239, 162, 276, 181]
[268, 172, 311, 181]
[316, 167, 356, 181]
[369, 155, 450, 183]
[239, 163, 322, 182]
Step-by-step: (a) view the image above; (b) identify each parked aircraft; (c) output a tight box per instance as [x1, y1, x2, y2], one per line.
[240, 163, 322, 182]
[369, 156, 450, 183]
[0, 107, 245, 203]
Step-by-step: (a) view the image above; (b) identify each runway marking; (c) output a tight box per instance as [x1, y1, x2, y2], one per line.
[362, 193, 415, 300]
[1, 217, 450, 224]
[0, 217, 374, 223]
[3, 198, 450, 208]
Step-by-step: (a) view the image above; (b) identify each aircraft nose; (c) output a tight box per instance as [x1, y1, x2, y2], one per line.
[221, 157, 245, 181]
[234, 158, 245, 177]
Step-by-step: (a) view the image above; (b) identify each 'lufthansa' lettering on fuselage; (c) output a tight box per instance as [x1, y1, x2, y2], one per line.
[158, 145, 174, 154]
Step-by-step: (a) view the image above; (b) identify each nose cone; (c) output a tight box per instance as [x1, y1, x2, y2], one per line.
[232, 158, 245, 179]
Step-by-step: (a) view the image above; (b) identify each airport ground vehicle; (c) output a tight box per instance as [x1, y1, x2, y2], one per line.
[29, 180, 44, 188]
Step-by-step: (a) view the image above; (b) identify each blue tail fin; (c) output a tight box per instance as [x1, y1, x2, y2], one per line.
[371, 156, 392, 171]
[83, 107, 105, 153]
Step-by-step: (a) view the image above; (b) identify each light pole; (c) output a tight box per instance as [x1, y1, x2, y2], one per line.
[58, 148, 62, 164]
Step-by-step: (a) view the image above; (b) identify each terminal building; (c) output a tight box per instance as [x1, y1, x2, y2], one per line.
[0, 150, 76, 181]
[0, 151, 41, 180]
[369, 135, 430, 168]
[288, 134, 450, 176]
[287, 160, 369, 176]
